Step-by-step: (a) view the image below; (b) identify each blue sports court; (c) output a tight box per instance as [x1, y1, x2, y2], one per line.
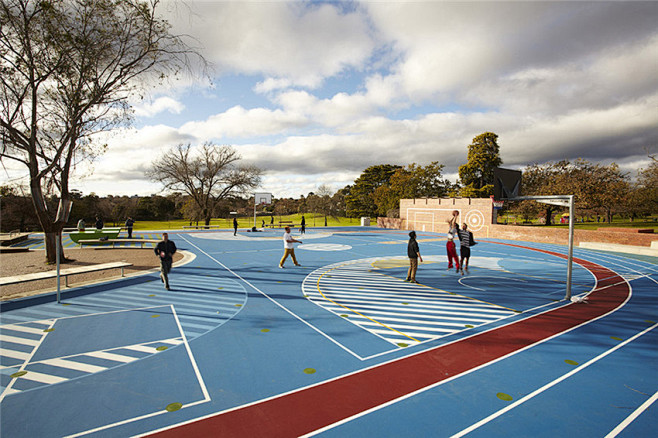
[1, 227, 656, 437]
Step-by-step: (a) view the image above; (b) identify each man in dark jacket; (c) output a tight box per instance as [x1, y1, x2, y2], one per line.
[154, 233, 177, 290]
[405, 231, 423, 283]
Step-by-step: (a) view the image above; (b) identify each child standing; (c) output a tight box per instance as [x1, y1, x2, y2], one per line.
[405, 231, 423, 283]
[446, 233, 460, 272]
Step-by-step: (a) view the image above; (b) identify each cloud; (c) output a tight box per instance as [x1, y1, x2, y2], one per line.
[133, 97, 185, 118]
[166, 1, 376, 88]
[179, 105, 309, 140]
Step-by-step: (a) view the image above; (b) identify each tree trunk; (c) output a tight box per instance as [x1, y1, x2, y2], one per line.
[543, 206, 554, 226]
[43, 232, 65, 265]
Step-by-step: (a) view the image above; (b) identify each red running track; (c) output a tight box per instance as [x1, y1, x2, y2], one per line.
[148, 244, 630, 438]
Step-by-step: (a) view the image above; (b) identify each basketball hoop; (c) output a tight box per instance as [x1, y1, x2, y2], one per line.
[491, 196, 504, 210]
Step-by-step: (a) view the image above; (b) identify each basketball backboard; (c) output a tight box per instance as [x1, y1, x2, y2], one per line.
[493, 168, 522, 200]
[254, 192, 272, 206]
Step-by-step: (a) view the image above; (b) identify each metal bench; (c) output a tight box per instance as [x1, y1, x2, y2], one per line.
[0, 261, 133, 288]
[182, 225, 222, 229]
[78, 238, 160, 248]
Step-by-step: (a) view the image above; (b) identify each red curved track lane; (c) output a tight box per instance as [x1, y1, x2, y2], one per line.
[148, 243, 630, 438]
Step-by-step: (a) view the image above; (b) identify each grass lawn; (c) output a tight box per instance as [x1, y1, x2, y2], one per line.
[133, 214, 364, 231]
[496, 214, 658, 232]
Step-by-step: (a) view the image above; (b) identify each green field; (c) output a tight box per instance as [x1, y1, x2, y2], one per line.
[496, 214, 658, 232]
[133, 214, 364, 231]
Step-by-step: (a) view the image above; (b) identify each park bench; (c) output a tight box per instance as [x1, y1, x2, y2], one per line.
[182, 225, 222, 229]
[78, 238, 160, 248]
[0, 261, 133, 288]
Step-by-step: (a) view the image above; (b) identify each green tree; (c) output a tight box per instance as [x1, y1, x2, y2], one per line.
[373, 162, 453, 217]
[521, 159, 629, 224]
[345, 164, 401, 217]
[0, 0, 203, 263]
[628, 154, 658, 217]
[458, 132, 502, 198]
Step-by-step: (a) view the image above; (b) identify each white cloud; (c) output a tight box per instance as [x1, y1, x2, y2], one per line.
[166, 1, 375, 88]
[133, 97, 185, 118]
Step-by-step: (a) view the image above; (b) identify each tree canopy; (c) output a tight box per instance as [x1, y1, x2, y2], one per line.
[345, 164, 401, 217]
[458, 132, 502, 198]
[148, 143, 262, 226]
[373, 162, 455, 217]
[0, 0, 202, 262]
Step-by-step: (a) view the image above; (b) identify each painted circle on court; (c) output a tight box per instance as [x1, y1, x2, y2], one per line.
[297, 243, 352, 251]
[464, 209, 485, 231]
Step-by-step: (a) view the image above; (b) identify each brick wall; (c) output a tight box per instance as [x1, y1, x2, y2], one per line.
[376, 197, 657, 248]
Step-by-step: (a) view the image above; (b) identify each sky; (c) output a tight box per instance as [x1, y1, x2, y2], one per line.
[3, 0, 658, 199]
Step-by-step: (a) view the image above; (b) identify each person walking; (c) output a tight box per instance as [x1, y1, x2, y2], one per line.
[125, 217, 135, 238]
[405, 231, 423, 283]
[446, 232, 460, 273]
[154, 233, 177, 290]
[457, 223, 477, 275]
[300, 215, 306, 234]
[279, 226, 302, 268]
[233, 217, 238, 236]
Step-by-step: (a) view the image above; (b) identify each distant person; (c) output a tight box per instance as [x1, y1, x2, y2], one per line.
[301, 215, 306, 234]
[279, 226, 302, 268]
[95, 216, 103, 230]
[270, 215, 274, 226]
[125, 217, 134, 238]
[262, 219, 265, 228]
[233, 217, 238, 236]
[446, 232, 459, 273]
[154, 232, 177, 290]
[405, 231, 423, 283]
[77, 218, 86, 231]
[457, 223, 477, 275]
[447, 210, 459, 234]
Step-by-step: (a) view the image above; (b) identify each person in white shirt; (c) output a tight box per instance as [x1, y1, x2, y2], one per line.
[279, 226, 302, 268]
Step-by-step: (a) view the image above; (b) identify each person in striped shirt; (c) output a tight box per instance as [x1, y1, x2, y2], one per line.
[457, 223, 477, 275]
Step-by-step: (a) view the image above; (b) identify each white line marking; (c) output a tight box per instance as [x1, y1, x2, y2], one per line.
[84, 351, 136, 363]
[0, 348, 31, 360]
[0, 335, 40, 346]
[18, 370, 68, 384]
[0, 320, 55, 402]
[605, 389, 658, 437]
[40, 358, 107, 374]
[450, 322, 658, 438]
[1, 324, 48, 334]
[178, 235, 367, 360]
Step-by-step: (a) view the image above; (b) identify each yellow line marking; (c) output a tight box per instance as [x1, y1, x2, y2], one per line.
[316, 262, 420, 343]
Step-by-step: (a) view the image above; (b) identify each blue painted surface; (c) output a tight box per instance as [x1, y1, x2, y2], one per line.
[1, 228, 656, 437]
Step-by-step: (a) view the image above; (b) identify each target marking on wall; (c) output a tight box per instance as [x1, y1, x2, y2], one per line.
[464, 210, 485, 231]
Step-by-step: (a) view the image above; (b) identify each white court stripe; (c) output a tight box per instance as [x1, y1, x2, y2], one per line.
[348, 314, 471, 328]
[0, 348, 31, 360]
[18, 370, 67, 384]
[40, 358, 106, 373]
[319, 291, 500, 309]
[124, 345, 158, 354]
[1, 324, 46, 335]
[85, 351, 136, 363]
[314, 301, 507, 319]
[161, 338, 183, 345]
[360, 322, 456, 334]
[0, 335, 39, 346]
[606, 390, 658, 437]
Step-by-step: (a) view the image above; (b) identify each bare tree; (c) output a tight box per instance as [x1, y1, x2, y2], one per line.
[148, 143, 262, 226]
[0, 0, 205, 263]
